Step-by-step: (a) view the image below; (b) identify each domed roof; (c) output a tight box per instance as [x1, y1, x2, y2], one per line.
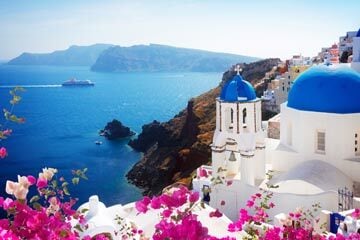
[287, 65, 360, 114]
[220, 75, 256, 102]
[357, 28, 360, 37]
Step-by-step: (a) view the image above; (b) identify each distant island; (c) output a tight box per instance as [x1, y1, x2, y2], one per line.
[91, 44, 259, 72]
[7, 44, 113, 66]
[8, 43, 259, 72]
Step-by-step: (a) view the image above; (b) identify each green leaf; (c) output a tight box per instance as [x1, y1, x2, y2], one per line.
[33, 202, 42, 210]
[30, 195, 40, 203]
[74, 224, 83, 232]
[72, 177, 79, 185]
[62, 182, 69, 188]
[63, 187, 70, 196]
[51, 180, 58, 188]
[0, 132, 6, 140]
[80, 208, 89, 214]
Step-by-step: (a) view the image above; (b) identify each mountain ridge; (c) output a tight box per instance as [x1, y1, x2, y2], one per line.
[91, 44, 260, 72]
[7, 44, 113, 66]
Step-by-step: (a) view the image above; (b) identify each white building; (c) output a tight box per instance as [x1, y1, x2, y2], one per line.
[193, 62, 360, 222]
[339, 30, 359, 59]
[351, 29, 360, 72]
[262, 57, 310, 113]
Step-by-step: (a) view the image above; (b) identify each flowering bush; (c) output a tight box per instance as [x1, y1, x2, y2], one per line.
[0, 87, 25, 158]
[135, 185, 233, 240]
[134, 186, 360, 240]
[0, 167, 88, 239]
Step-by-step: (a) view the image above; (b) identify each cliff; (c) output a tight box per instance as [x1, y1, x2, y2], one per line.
[8, 44, 113, 66]
[126, 58, 281, 195]
[91, 44, 260, 72]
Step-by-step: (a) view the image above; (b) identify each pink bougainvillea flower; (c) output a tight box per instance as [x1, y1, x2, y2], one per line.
[36, 177, 48, 189]
[199, 168, 208, 178]
[27, 175, 36, 185]
[352, 208, 360, 219]
[226, 180, 233, 186]
[39, 167, 57, 181]
[0, 147, 7, 158]
[3, 198, 14, 210]
[135, 196, 151, 213]
[246, 200, 254, 208]
[150, 196, 161, 209]
[162, 209, 172, 218]
[189, 191, 199, 203]
[209, 209, 223, 218]
[2, 129, 12, 136]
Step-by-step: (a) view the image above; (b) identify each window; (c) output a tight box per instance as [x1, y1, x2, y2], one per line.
[242, 108, 247, 124]
[316, 131, 325, 153]
[230, 109, 234, 124]
[356, 132, 360, 156]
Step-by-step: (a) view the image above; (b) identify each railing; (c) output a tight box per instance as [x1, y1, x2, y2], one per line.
[338, 187, 353, 211]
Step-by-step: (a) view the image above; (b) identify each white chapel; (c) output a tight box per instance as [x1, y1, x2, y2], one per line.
[193, 34, 360, 221]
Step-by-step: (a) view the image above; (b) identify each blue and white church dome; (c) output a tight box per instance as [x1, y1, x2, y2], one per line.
[220, 74, 257, 102]
[287, 65, 360, 114]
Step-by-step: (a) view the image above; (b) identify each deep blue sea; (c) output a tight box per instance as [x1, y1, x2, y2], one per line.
[0, 65, 221, 207]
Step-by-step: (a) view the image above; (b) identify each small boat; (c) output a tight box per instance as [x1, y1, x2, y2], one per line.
[62, 78, 95, 87]
[95, 141, 102, 145]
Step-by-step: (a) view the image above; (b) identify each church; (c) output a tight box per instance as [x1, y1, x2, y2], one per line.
[193, 28, 360, 221]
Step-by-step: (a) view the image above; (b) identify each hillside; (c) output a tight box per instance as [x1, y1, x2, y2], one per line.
[126, 58, 281, 195]
[8, 44, 113, 66]
[91, 44, 260, 72]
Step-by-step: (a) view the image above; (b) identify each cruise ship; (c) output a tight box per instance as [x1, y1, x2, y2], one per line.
[62, 78, 95, 86]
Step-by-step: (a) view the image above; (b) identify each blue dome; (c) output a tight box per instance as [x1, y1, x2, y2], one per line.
[220, 75, 256, 102]
[357, 28, 360, 37]
[287, 66, 360, 114]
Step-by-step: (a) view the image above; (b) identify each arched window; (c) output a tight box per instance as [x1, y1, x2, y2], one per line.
[242, 108, 247, 124]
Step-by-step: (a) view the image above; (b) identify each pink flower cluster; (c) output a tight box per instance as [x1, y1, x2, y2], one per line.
[352, 209, 360, 220]
[135, 186, 232, 240]
[0, 147, 7, 159]
[0, 168, 89, 239]
[229, 191, 275, 234]
[229, 191, 360, 240]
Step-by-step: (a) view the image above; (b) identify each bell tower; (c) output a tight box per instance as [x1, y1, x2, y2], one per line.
[211, 66, 266, 185]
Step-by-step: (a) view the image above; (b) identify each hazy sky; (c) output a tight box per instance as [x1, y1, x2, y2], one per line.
[0, 0, 359, 60]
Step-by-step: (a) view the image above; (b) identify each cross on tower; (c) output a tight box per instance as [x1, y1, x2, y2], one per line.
[235, 65, 242, 75]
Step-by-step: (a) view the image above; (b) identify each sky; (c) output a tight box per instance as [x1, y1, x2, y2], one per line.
[0, 0, 359, 60]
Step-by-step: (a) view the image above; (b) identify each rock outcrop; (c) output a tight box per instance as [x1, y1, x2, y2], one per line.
[100, 119, 135, 140]
[126, 58, 281, 195]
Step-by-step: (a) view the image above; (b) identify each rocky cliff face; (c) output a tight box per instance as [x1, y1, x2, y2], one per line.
[126, 58, 281, 195]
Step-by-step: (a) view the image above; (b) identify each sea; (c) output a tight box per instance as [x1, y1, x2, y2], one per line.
[0, 64, 222, 207]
